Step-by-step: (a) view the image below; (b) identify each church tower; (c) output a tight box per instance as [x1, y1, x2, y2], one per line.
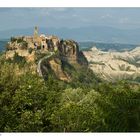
[34, 26, 38, 38]
[33, 26, 41, 45]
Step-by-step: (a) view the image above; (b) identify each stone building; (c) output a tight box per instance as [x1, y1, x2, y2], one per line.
[40, 34, 48, 50]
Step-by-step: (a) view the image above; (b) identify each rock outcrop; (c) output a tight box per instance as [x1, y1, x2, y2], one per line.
[58, 40, 79, 63]
[5, 29, 87, 82]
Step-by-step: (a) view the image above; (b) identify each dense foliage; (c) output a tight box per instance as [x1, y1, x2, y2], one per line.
[0, 53, 140, 132]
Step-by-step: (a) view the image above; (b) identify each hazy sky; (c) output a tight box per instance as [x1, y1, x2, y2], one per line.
[1, 8, 140, 31]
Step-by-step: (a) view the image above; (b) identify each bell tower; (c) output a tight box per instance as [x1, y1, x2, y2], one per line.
[34, 26, 38, 38]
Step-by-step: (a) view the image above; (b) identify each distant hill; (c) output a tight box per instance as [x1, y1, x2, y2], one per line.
[79, 41, 137, 51]
[1, 26, 140, 44]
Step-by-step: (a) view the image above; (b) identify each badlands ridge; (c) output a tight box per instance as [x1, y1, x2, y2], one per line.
[83, 46, 140, 81]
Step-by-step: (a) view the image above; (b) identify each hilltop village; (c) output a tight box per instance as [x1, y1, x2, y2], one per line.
[5, 27, 87, 81]
[5, 27, 80, 63]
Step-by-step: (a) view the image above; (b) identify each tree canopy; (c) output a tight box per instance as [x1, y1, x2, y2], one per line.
[0, 53, 140, 132]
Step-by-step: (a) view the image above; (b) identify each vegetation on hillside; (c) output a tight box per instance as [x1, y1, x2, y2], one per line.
[0, 52, 140, 132]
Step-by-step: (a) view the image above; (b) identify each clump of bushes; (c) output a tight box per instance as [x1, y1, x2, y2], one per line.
[10, 37, 17, 43]
[28, 48, 33, 54]
[17, 38, 24, 43]
[13, 52, 26, 67]
[20, 41, 28, 50]
[10, 37, 28, 50]
[11, 37, 24, 44]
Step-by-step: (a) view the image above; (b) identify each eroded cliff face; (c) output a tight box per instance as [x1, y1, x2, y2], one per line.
[58, 40, 79, 63]
[58, 40, 88, 66]
[47, 58, 71, 82]
[83, 47, 140, 82]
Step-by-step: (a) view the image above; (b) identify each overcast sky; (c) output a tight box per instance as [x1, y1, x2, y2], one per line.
[0, 8, 140, 31]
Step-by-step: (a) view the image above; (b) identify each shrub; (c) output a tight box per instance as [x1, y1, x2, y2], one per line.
[20, 41, 28, 50]
[28, 48, 33, 54]
[13, 52, 26, 67]
[17, 38, 23, 43]
[10, 37, 17, 43]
